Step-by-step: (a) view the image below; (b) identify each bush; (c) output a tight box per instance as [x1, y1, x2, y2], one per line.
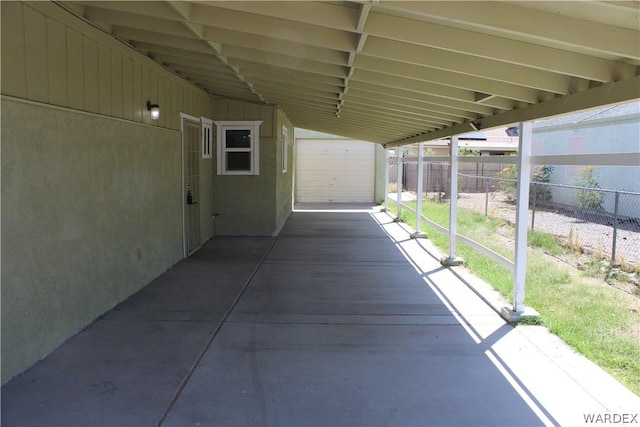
[575, 166, 604, 211]
[497, 165, 518, 202]
[497, 164, 554, 204]
[532, 165, 554, 204]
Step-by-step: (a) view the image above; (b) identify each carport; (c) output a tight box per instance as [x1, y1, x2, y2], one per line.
[2, 0, 639, 418]
[4, 206, 639, 426]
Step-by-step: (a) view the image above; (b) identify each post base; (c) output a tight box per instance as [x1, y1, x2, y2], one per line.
[440, 256, 464, 267]
[392, 217, 402, 223]
[410, 231, 428, 239]
[500, 306, 540, 323]
[379, 207, 390, 213]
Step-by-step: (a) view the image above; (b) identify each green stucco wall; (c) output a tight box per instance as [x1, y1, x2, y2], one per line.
[275, 111, 294, 235]
[1, 99, 184, 383]
[0, 1, 293, 384]
[211, 101, 293, 236]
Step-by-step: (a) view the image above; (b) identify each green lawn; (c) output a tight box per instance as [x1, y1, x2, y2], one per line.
[387, 198, 640, 396]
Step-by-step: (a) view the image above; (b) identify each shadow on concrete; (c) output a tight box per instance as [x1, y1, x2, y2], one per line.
[3, 207, 548, 426]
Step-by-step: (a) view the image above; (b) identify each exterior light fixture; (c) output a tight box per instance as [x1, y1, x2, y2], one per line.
[147, 101, 160, 120]
[505, 126, 518, 137]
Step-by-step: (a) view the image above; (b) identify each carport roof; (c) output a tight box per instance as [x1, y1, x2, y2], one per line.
[59, 1, 640, 146]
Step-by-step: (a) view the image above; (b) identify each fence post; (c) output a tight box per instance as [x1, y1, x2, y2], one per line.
[531, 183, 537, 231]
[426, 162, 431, 198]
[395, 149, 403, 221]
[440, 164, 444, 200]
[612, 191, 620, 265]
[442, 136, 463, 266]
[485, 177, 490, 217]
[412, 143, 427, 238]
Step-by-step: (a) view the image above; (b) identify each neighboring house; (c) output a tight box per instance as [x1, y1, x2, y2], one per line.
[532, 101, 640, 217]
[403, 128, 519, 157]
[399, 128, 518, 193]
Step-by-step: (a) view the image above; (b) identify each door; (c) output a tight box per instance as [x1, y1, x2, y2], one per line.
[295, 139, 375, 203]
[184, 118, 201, 256]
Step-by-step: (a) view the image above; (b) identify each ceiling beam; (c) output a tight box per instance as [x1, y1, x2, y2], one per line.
[352, 55, 541, 104]
[193, 0, 359, 32]
[246, 76, 342, 95]
[476, 75, 640, 131]
[386, 76, 640, 147]
[340, 105, 441, 129]
[132, 41, 217, 62]
[222, 45, 348, 78]
[66, 1, 184, 21]
[252, 83, 339, 102]
[365, 10, 637, 82]
[112, 26, 214, 54]
[347, 77, 494, 116]
[376, 2, 640, 61]
[345, 89, 472, 122]
[345, 91, 461, 125]
[189, 3, 357, 52]
[503, 1, 639, 31]
[149, 53, 229, 72]
[351, 71, 475, 105]
[201, 27, 348, 66]
[363, 36, 576, 94]
[240, 67, 345, 88]
[339, 2, 373, 117]
[227, 58, 347, 82]
[83, 6, 194, 38]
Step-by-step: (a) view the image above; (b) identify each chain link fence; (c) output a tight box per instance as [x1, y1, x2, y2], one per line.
[391, 161, 640, 267]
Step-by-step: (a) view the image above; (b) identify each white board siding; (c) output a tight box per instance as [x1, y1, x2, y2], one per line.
[296, 139, 375, 203]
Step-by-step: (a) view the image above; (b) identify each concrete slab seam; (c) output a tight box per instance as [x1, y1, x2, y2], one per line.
[155, 237, 278, 427]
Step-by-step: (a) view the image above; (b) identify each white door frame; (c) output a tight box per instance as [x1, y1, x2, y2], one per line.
[180, 113, 201, 258]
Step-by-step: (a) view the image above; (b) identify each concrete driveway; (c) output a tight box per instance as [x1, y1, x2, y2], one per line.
[2, 204, 638, 426]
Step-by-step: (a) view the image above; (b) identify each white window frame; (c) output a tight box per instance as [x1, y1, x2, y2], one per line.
[201, 117, 213, 159]
[214, 121, 262, 175]
[282, 125, 289, 173]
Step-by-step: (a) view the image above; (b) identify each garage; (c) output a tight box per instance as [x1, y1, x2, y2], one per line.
[295, 139, 376, 203]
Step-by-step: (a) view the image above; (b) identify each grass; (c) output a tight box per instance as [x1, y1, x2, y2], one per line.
[387, 198, 640, 396]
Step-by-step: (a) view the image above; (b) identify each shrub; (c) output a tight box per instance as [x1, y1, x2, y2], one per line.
[497, 164, 554, 204]
[497, 165, 518, 202]
[575, 166, 604, 211]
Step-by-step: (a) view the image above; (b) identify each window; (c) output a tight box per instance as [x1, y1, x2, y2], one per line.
[201, 118, 213, 159]
[214, 121, 262, 175]
[282, 125, 289, 173]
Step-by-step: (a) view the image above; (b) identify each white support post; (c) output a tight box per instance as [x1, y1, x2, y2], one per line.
[394, 148, 403, 222]
[382, 149, 390, 212]
[441, 136, 463, 266]
[501, 121, 539, 322]
[412, 143, 427, 238]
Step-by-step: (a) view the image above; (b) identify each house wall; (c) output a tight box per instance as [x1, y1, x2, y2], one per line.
[1, 1, 217, 384]
[210, 100, 292, 236]
[374, 144, 387, 203]
[275, 110, 294, 235]
[533, 114, 640, 217]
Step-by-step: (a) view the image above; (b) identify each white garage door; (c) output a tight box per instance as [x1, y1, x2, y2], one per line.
[296, 139, 375, 203]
